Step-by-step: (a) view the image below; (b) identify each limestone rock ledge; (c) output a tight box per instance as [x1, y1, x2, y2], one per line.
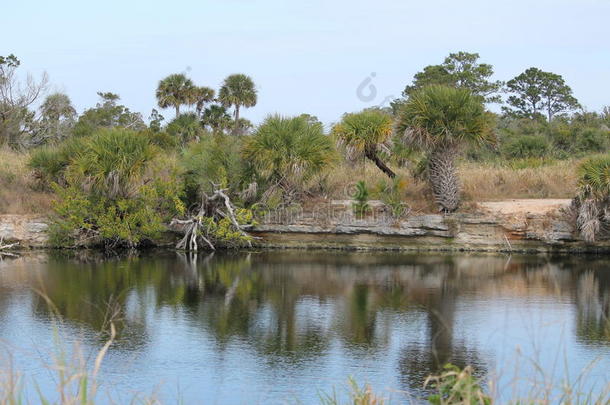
[1, 211, 608, 253]
[0, 215, 49, 248]
[250, 213, 610, 253]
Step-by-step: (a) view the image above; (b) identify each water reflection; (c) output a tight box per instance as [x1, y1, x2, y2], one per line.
[0, 251, 608, 402]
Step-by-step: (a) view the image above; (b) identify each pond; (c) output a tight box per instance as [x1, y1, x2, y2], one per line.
[0, 251, 609, 404]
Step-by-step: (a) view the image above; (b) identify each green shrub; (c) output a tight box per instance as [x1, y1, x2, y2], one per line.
[48, 128, 184, 248]
[199, 208, 255, 248]
[166, 113, 206, 144]
[375, 176, 409, 219]
[28, 137, 87, 187]
[502, 135, 550, 159]
[181, 133, 244, 205]
[575, 127, 609, 153]
[352, 181, 370, 218]
[242, 115, 335, 195]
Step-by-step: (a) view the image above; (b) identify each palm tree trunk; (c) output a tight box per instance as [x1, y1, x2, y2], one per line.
[364, 148, 396, 178]
[233, 105, 240, 135]
[427, 146, 460, 212]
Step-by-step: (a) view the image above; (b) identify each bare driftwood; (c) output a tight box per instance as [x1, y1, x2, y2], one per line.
[0, 236, 19, 257]
[171, 185, 254, 251]
[0, 236, 19, 251]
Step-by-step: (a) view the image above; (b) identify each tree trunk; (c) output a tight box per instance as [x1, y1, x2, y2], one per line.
[427, 146, 460, 212]
[233, 105, 240, 135]
[175, 105, 180, 117]
[364, 147, 396, 178]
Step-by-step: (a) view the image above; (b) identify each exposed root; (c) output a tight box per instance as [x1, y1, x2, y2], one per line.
[0, 236, 19, 251]
[171, 185, 254, 251]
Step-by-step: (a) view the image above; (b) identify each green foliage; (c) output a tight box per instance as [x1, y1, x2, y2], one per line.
[66, 128, 157, 198]
[332, 109, 396, 178]
[351, 181, 370, 218]
[375, 176, 409, 219]
[73, 92, 145, 137]
[425, 364, 491, 405]
[332, 110, 393, 157]
[503, 67, 580, 121]
[243, 114, 335, 191]
[156, 73, 199, 116]
[402, 51, 503, 103]
[181, 133, 244, 204]
[201, 104, 232, 133]
[397, 85, 494, 150]
[577, 155, 610, 198]
[574, 127, 609, 153]
[48, 184, 169, 248]
[501, 135, 550, 159]
[38, 92, 76, 143]
[493, 116, 610, 161]
[218, 74, 257, 113]
[218, 74, 257, 134]
[166, 112, 207, 144]
[199, 208, 255, 248]
[28, 136, 88, 187]
[47, 128, 184, 248]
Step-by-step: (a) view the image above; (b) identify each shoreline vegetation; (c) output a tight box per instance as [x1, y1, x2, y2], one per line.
[1, 51, 610, 251]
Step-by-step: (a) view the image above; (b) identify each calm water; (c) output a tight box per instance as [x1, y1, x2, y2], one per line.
[0, 251, 609, 404]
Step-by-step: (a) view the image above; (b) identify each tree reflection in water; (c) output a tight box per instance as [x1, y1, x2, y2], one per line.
[0, 250, 608, 395]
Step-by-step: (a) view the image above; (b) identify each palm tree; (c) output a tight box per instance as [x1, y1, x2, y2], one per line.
[156, 73, 195, 117]
[218, 74, 257, 134]
[331, 109, 396, 178]
[572, 155, 610, 242]
[188, 86, 215, 116]
[201, 104, 232, 133]
[242, 115, 335, 194]
[396, 85, 493, 212]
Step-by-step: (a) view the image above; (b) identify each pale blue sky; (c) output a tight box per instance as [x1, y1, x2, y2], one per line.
[3, 0, 609, 126]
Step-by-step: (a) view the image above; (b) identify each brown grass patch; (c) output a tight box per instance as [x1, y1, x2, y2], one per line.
[460, 160, 577, 201]
[0, 148, 54, 214]
[307, 159, 578, 214]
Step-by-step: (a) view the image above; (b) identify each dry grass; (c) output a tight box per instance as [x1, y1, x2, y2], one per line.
[0, 148, 54, 214]
[460, 160, 578, 201]
[308, 159, 578, 214]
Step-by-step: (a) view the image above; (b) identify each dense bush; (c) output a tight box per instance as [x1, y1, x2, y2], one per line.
[242, 115, 335, 200]
[501, 135, 550, 159]
[47, 128, 184, 248]
[166, 113, 207, 144]
[181, 133, 244, 205]
[28, 136, 88, 187]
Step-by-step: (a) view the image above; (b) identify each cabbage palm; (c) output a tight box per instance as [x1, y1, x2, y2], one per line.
[201, 104, 232, 133]
[242, 115, 334, 192]
[396, 85, 493, 212]
[218, 74, 257, 134]
[188, 86, 215, 116]
[572, 155, 610, 242]
[331, 109, 396, 178]
[156, 73, 195, 117]
[69, 129, 157, 198]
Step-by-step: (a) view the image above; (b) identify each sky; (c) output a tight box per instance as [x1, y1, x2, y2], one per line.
[3, 0, 609, 127]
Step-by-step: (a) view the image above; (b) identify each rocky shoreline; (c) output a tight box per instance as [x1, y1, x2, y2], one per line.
[2, 206, 609, 253]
